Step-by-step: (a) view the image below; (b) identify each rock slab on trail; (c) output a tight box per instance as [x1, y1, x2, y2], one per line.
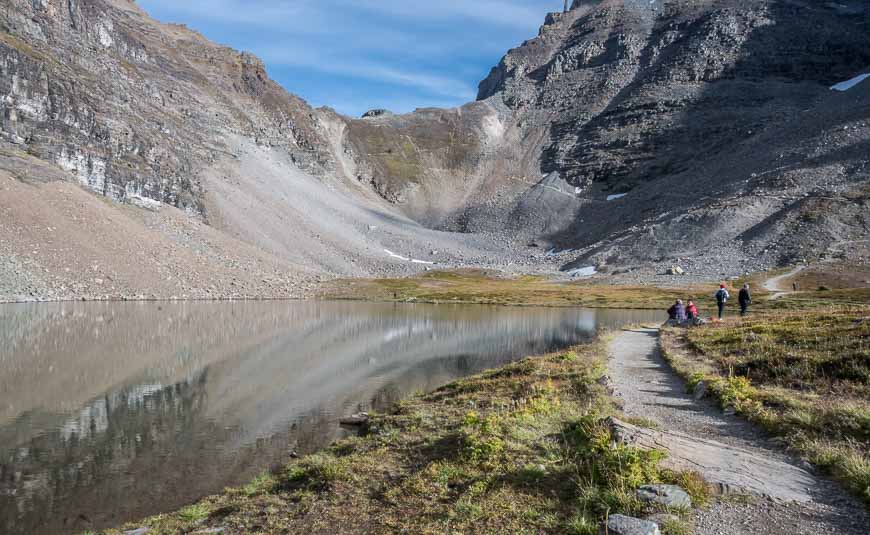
[611, 418, 815, 502]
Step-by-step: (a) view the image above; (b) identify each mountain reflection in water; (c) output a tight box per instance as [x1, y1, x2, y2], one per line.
[0, 300, 661, 534]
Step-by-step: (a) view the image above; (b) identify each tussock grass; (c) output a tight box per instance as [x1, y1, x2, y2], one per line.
[661, 308, 870, 504]
[106, 338, 703, 534]
[323, 269, 693, 309]
[763, 288, 870, 310]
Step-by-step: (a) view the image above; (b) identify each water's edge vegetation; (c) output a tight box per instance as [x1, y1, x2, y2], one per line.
[105, 336, 704, 535]
[100, 271, 869, 534]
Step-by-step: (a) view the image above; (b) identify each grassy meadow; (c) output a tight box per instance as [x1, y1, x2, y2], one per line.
[661, 308, 870, 504]
[322, 270, 696, 310]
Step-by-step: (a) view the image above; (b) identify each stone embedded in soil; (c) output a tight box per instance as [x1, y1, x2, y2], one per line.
[692, 380, 709, 401]
[339, 413, 370, 426]
[601, 514, 661, 535]
[637, 484, 693, 509]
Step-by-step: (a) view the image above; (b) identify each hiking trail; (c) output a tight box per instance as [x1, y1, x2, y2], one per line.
[763, 265, 807, 299]
[607, 328, 868, 535]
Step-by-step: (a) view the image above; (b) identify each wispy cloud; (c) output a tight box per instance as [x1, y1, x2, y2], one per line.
[257, 47, 476, 100]
[138, 0, 558, 116]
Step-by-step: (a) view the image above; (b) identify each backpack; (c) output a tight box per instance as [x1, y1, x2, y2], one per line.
[715, 289, 729, 304]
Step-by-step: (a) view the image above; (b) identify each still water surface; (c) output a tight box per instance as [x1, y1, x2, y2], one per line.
[0, 301, 661, 534]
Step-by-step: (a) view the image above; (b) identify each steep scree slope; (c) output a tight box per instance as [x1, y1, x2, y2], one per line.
[346, 0, 870, 276]
[0, 0, 521, 301]
[483, 0, 870, 274]
[1, 0, 870, 301]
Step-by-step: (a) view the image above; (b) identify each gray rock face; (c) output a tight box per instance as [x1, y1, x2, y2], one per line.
[0, 0, 335, 213]
[637, 484, 692, 509]
[1, 0, 870, 298]
[473, 0, 870, 271]
[601, 514, 661, 535]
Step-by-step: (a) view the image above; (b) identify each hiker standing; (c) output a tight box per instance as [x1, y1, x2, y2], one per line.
[739, 284, 752, 316]
[714, 284, 730, 320]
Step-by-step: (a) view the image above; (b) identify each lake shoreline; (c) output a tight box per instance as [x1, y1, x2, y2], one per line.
[3, 302, 664, 534]
[103, 334, 704, 535]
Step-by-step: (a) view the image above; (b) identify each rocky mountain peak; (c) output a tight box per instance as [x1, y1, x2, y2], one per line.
[1, 0, 869, 300]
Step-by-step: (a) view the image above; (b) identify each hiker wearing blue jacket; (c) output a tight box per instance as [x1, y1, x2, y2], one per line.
[714, 284, 730, 319]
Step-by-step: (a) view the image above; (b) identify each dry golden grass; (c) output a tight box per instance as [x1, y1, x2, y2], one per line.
[322, 270, 696, 310]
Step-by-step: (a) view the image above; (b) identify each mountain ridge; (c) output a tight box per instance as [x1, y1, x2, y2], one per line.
[1, 0, 869, 302]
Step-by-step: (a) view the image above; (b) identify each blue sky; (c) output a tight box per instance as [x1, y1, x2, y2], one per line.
[137, 0, 562, 117]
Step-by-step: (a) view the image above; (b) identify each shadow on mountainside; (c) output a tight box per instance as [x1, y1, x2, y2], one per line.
[542, 0, 870, 271]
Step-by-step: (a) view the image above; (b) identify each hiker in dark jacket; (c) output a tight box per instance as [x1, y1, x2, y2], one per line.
[714, 284, 730, 319]
[666, 299, 687, 325]
[739, 284, 752, 316]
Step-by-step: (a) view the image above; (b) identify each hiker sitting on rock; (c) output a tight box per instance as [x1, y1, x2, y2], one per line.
[739, 284, 752, 316]
[686, 299, 700, 325]
[714, 284, 730, 320]
[666, 299, 687, 326]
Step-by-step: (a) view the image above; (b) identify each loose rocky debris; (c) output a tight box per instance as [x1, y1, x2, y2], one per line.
[2, 0, 870, 301]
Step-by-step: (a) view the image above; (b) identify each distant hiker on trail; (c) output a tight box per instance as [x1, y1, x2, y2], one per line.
[793, 281, 799, 292]
[686, 299, 699, 324]
[666, 299, 687, 326]
[714, 284, 730, 320]
[739, 284, 752, 316]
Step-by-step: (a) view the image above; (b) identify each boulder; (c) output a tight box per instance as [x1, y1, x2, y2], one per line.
[600, 514, 661, 535]
[597, 374, 616, 394]
[339, 412, 369, 426]
[636, 484, 692, 509]
[666, 266, 685, 276]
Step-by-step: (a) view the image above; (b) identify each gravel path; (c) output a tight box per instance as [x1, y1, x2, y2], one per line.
[608, 328, 869, 535]
[763, 265, 807, 299]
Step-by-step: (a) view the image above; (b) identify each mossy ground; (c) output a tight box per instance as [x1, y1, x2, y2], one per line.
[661, 308, 870, 505]
[105, 339, 703, 535]
[322, 270, 695, 310]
